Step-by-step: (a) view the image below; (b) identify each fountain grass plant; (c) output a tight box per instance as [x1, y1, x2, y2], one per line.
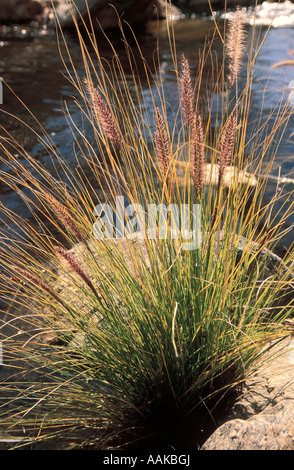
[0, 1, 294, 450]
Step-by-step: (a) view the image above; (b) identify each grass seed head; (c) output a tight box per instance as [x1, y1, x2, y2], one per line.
[155, 107, 171, 185]
[218, 111, 238, 185]
[45, 193, 85, 243]
[180, 53, 195, 127]
[54, 245, 98, 298]
[84, 78, 121, 149]
[191, 110, 206, 200]
[226, 7, 247, 87]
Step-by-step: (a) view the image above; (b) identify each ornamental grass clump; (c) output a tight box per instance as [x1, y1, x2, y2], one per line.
[0, 2, 294, 450]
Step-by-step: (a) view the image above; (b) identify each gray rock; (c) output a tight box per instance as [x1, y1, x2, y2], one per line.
[201, 400, 294, 450]
[227, 337, 294, 418]
[201, 337, 294, 449]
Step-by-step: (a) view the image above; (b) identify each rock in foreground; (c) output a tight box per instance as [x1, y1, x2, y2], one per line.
[201, 337, 294, 449]
[201, 401, 294, 450]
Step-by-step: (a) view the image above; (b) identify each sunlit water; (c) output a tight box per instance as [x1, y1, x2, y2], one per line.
[0, 2, 294, 260]
[223, 0, 294, 27]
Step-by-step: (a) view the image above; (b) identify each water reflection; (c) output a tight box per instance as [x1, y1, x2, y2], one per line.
[223, 1, 294, 27]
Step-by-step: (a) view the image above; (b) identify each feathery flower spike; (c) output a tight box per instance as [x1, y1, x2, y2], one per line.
[226, 7, 247, 88]
[84, 78, 121, 149]
[218, 111, 237, 186]
[180, 53, 194, 127]
[45, 193, 85, 243]
[191, 110, 206, 200]
[55, 246, 98, 298]
[14, 266, 64, 306]
[155, 108, 171, 185]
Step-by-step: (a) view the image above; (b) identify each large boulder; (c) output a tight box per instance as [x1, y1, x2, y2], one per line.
[201, 336, 294, 449]
[201, 400, 294, 450]
[202, 401, 294, 450]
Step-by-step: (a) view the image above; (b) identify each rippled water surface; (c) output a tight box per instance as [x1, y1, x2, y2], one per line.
[0, 3, 294, 253]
